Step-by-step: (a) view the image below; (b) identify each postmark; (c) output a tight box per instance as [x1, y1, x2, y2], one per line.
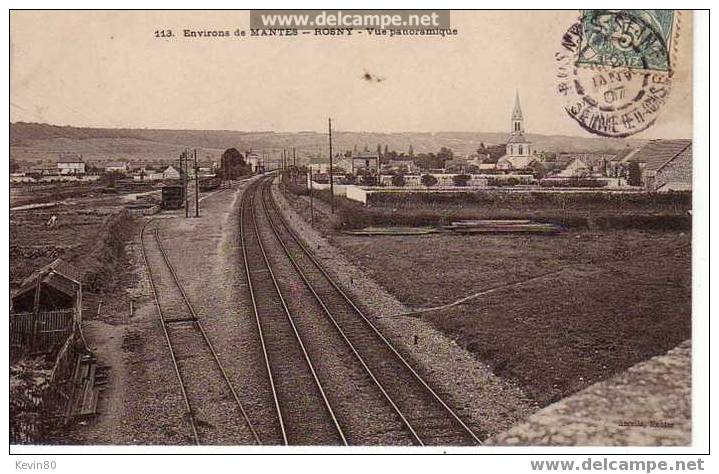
[555, 10, 679, 138]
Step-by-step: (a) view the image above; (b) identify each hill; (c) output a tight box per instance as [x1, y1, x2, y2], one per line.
[10, 122, 647, 165]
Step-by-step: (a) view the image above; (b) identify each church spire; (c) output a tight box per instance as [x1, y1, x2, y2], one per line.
[510, 90, 524, 135]
[512, 90, 523, 121]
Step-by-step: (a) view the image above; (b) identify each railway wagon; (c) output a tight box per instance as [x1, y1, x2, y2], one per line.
[161, 185, 185, 209]
[199, 175, 220, 191]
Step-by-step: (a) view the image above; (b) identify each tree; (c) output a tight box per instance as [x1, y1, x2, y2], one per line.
[221, 148, 247, 180]
[527, 162, 547, 180]
[421, 174, 438, 187]
[408, 144, 414, 157]
[391, 174, 406, 187]
[437, 147, 454, 162]
[361, 174, 378, 186]
[452, 174, 471, 187]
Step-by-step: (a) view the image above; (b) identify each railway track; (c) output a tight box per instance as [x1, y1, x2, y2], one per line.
[140, 223, 260, 445]
[256, 178, 483, 446]
[239, 181, 348, 446]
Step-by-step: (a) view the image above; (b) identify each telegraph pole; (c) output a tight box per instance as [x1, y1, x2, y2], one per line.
[194, 149, 199, 218]
[282, 149, 286, 195]
[183, 149, 189, 218]
[328, 118, 334, 214]
[293, 147, 297, 184]
[309, 165, 314, 227]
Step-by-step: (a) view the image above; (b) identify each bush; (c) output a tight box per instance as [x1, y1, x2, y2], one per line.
[452, 174, 471, 187]
[361, 175, 378, 186]
[391, 174, 406, 187]
[343, 173, 357, 185]
[539, 178, 608, 188]
[421, 174, 438, 187]
[487, 177, 520, 187]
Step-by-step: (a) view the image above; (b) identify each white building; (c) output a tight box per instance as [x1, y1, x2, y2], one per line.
[104, 161, 128, 174]
[352, 150, 380, 175]
[162, 165, 181, 180]
[246, 153, 262, 173]
[497, 91, 537, 170]
[57, 155, 85, 175]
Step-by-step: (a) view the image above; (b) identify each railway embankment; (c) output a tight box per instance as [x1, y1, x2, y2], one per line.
[10, 209, 138, 444]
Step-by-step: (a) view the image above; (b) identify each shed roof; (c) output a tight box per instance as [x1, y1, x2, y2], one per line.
[15, 259, 82, 301]
[627, 139, 692, 172]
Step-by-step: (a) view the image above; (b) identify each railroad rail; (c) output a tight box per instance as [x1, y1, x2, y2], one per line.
[140, 222, 260, 445]
[239, 180, 348, 446]
[257, 177, 483, 446]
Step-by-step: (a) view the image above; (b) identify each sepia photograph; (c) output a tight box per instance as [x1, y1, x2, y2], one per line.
[5, 4, 711, 467]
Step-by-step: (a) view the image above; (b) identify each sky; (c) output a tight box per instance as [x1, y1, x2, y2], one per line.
[10, 10, 693, 138]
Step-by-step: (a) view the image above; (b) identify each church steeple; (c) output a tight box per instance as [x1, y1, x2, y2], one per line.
[512, 90, 523, 120]
[505, 89, 532, 160]
[511, 90, 524, 134]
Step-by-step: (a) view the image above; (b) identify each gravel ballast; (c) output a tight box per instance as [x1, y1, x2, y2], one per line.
[273, 181, 536, 439]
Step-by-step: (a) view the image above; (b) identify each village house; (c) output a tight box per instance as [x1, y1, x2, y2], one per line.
[104, 161, 129, 174]
[351, 150, 380, 175]
[383, 157, 418, 174]
[625, 139, 692, 192]
[556, 154, 612, 178]
[245, 153, 263, 173]
[29, 165, 58, 177]
[466, 152, 492, 168]
[56, 154, 86, 175]
[162, 165, 181, 180]
[128, 160, 148, 173]
[606, 148, 640, 178]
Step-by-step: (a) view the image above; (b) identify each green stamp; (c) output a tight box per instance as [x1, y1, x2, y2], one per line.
[577, 10, 674, 71]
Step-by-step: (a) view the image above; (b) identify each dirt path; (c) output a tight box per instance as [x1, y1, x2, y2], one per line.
[60, 215, 197, 445]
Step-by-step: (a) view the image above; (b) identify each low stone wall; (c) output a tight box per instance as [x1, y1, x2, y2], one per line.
[486, 340, 691, 446]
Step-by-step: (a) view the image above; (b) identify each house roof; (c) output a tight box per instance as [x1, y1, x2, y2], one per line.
[386, 160, 415, 168]
[105, 161, 128, 168]
[497, 155, 537, 169]
[627, 139, 692, 172]
[609, 147, 637, 162]
[354, 151, 379, 159]
[57, 155, 84, 164]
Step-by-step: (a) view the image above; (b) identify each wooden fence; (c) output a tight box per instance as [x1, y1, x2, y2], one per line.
[10, 309, 75, 355]
[10, 327, 87, 443]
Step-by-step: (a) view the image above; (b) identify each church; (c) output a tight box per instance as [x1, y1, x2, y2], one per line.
[497, 91, 537, 170]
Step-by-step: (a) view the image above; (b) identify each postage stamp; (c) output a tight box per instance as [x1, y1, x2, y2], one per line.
[555, 10, 680, 138]
[576, 10, 675, 71]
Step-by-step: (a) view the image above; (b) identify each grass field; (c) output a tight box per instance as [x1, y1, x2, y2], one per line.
[334, 229, 691, 406]
[285, 185, 692, 407]
[10, 194, 134, 290]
